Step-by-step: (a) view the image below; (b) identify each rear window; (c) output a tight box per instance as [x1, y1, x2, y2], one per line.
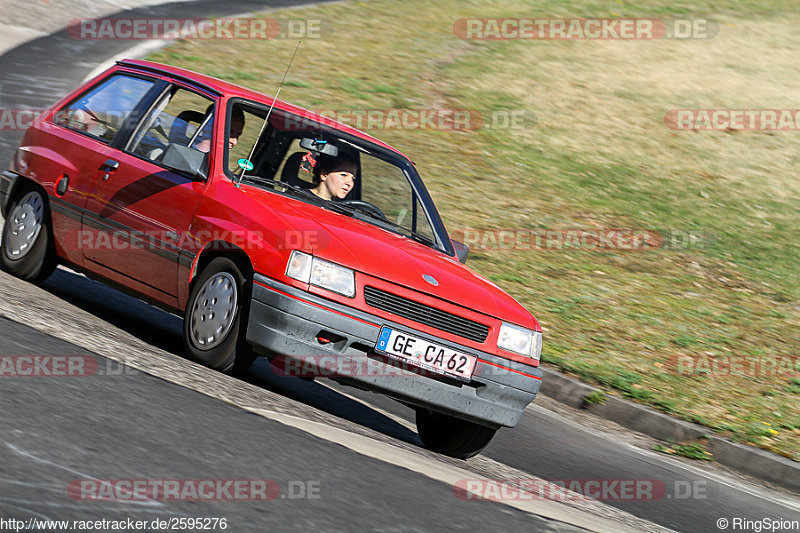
[55, 74, 155, 143]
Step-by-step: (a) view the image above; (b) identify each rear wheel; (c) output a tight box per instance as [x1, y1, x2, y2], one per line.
[416, 409, 498, 459]
[183, 257, 256, 374]
[1, 186, 57, 282]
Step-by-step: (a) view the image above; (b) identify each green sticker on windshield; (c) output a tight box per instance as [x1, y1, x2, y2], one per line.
[237, 158, 254, 171]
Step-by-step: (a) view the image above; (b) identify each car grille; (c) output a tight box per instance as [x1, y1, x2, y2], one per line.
[363, 286, 489, 343]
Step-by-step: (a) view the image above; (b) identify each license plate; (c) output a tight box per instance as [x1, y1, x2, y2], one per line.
[375, 327, 477, 380]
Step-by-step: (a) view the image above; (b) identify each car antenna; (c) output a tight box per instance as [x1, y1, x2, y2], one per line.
[236, 40, 302, 188]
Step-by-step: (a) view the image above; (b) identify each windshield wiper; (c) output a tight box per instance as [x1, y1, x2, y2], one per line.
[239, 175, 308, 195]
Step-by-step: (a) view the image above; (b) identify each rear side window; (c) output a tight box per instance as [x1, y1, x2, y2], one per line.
[127, 87, 214, 169]
[55, 74, 155, 143]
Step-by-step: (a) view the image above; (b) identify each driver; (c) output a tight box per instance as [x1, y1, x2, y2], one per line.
[309, 154, 358, 201]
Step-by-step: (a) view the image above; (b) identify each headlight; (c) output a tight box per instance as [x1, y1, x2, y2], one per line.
[286, 251, 355, 298]
[498, 323, 542, 361]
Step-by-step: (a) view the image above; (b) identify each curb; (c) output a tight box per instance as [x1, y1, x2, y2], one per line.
[539, 367, 800, 493]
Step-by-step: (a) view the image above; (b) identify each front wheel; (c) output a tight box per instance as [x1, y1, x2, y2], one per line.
[1, 186, 57, 283]
[416, 409, 498, 459]
[183, 257, 256, 374]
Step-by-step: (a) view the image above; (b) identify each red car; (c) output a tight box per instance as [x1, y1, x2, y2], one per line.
[0, 60, 543, 458]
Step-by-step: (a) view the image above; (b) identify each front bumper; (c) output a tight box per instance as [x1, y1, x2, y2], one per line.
[246, 274, 542, 428]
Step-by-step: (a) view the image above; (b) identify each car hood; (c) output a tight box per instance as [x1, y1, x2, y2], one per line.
[269, 195, 538, 329]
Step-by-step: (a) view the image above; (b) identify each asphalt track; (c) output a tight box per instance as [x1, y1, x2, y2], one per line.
[1, 271, 798, 532]
[0, 1, 799, 532]
[0, 315, 573, 532]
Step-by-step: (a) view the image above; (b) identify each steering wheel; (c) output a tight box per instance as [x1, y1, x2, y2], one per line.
[340, 200, 387, 221]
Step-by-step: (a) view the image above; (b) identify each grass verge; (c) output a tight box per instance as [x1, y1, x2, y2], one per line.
[147, 0, 800, 460]
[653, 439, 714, 461]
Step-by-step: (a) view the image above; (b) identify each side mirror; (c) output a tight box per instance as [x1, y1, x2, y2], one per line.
[161, 144, 208, 180]
[451, 239, 469, 264]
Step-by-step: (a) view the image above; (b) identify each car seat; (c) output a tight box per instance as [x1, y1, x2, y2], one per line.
[170, 110, 207, 146]
[281, 152, 314, 189]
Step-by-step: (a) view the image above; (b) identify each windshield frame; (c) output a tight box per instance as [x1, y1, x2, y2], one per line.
[221, 97, 456, 257]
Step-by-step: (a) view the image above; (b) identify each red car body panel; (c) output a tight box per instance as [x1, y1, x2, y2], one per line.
[4, 60, 544, 430]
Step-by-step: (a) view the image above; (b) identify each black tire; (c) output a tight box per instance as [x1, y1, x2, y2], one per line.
[416, 409, 498, 459]
[0, 185, 57, 283]
[183, 257, 257, 374]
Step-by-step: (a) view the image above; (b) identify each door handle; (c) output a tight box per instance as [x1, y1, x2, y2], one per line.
[99, 159, 119, 180]
[99, 159, 120, 171]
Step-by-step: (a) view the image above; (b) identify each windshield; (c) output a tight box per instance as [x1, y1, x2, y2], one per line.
[224, 101, 445, 251]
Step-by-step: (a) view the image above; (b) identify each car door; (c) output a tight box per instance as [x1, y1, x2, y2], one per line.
[46, 72, 160, 267]
[81, 82, 217, 298]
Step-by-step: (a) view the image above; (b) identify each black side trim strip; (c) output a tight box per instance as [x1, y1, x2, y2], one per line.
[79, 213, 179, 262]
[48, 194, 198, 266]
[178, 252, 194, 267]
[49, 196, 82, 221]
